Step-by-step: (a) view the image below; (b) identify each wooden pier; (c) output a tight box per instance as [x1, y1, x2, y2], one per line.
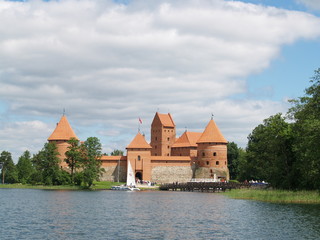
[159, 182, 251, 192]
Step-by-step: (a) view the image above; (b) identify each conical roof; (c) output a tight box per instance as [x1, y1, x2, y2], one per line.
[126, 132, 152, 149]
[197, 119, 227, 144]
[48, 115, 79, 141]
[172, 132, 202, 148]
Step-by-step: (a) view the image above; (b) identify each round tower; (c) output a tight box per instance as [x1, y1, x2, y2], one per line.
[48, 115, 79, 169]
[195, 119, 229, 181]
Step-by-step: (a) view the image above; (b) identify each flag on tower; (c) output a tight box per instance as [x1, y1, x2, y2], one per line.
[139, 117, 142, 124]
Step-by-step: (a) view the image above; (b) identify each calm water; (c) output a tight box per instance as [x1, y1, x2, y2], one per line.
[1, 189, 320, 240]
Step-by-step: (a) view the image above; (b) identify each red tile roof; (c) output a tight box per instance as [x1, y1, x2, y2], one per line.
[126, 132, 152, 149]
[197, 119, 227, 144]
[48, 115, 79, 141]
[157, 112, 175, 127]
[172, 132, 202, 148]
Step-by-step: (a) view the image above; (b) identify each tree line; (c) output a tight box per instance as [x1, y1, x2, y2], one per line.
[228, 68, 320, 190]
[0, 137, 123, 188]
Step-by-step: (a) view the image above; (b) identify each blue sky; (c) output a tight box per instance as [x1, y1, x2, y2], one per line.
[0, 0, 320, 161]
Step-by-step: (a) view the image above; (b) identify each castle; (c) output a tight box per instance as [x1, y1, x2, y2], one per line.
[48, 112, 229, 183]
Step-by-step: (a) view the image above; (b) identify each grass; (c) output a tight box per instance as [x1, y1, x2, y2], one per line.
[0, 181, 125, 190]
[223, 188, 320, 204]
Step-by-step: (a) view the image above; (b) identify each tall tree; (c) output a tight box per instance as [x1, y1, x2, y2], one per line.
[289, 68, 320, 190]
[227, 142, 240, 180]
[0, 151, 18, 184]
[65, 138, 81, 183]
[81, 137, 104, 187]
[32, 142, 69, 185]
[16, 150, 34, 184]
[243, 114, 295, 189]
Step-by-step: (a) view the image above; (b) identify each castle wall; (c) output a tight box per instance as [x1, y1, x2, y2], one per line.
[151, 166, 193, 183]
[100, 156, 127, 182]
[171, 147, 197, 157]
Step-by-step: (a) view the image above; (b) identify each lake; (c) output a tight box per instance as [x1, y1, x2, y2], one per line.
[1, 189, 320, 239]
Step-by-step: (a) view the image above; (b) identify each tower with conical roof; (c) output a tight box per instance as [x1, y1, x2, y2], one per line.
[48, 115, 79, 169]
[195, 118, 229, 180]
[150, 112, 176, 156]
[126, 132, 152, 181]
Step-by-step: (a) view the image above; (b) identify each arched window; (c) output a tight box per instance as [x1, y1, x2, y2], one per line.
[216, 161, 219, 165]
[202, 152, 205, 157]
[206, 161, 209, 165]
[138, 155, 141, 161]
[213, 152, 217, 156]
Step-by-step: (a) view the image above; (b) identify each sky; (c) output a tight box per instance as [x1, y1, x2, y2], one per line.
[1, 0, 320, 162]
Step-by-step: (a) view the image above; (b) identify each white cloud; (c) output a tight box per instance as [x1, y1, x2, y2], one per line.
[0, 0, 319, 159]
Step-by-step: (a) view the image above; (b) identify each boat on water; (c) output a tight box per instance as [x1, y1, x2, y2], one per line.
[111, 160, 140, 191]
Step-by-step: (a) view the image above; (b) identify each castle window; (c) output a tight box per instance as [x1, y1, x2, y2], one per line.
[138, 155, 141, 161]
[206, 161, 209, 165]
[225, 161, 227, 165]
[210, 169, 213, 173]
[167, 137, 170, 141]
[216, 161, 219, 165]
[202, 152, 205, 157]
[155, 137, 157, 141]
[213, 152, 217, 156]
[167, 153, 169, 156]
[167, 146, 170, 149]
[155, 153, 157, 156]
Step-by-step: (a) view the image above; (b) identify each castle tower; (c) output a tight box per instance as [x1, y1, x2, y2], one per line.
[196, 119, 229, 180]
[48, 115, 79, 168]
[126, 132, 152, 181]
[150, 112, 176, 156]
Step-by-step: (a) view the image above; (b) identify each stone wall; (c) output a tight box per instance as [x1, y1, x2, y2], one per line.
[194, 167, 229, 180]
[100, 165, 126, 182]
[151, 166, 193, 183]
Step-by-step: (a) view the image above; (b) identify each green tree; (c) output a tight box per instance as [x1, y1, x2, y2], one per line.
[289, 68, 320, 190]
[81, 137, 105, 188]
[243, 114, 295, 189]
[0, 151, 18, 184]
[16, 150, 34, 184]
[227, 142, 240, 180]
[65, 138, 81, 183]
[111, 149, 124, 156]
[32, 142, 70, 185]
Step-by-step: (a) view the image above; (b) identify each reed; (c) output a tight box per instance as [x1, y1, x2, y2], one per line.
[223, 189, 320, 204]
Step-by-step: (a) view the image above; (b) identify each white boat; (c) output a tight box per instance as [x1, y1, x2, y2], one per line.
[111, 160, 140, 191]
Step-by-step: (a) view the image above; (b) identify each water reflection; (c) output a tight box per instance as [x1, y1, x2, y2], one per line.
[0, 189, 320, 239]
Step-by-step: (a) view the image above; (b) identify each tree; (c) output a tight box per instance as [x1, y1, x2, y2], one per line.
[111, 149, 124, 156]
[227, 142, 240, 180]
[288, 68, 320, 190]
[65, 138, 81, 184]
[81, 137, 104, 187]
[243, 114, 295, 189]
[32, 142, 70, 185]
[16, 150, 34, 184]
[0, 151, 18, 184]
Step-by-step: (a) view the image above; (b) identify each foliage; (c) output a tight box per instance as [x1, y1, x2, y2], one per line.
[65, 138, 82, 184]
[81, 137, 105, 188]
[111, 149, 124, 156]
[16, 150, 35, 184]
[0, 151, 18, 184]
[239, 68, 320, 191]
[32, 142, 70, 185]
[288, 68, 320, 190]
[227, 142, 241, 180]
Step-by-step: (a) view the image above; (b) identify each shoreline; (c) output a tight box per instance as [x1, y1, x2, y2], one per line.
[222, 189, 320, 204]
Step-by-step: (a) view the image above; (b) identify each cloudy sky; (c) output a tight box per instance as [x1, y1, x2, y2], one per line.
[1, 0, 320, 161]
